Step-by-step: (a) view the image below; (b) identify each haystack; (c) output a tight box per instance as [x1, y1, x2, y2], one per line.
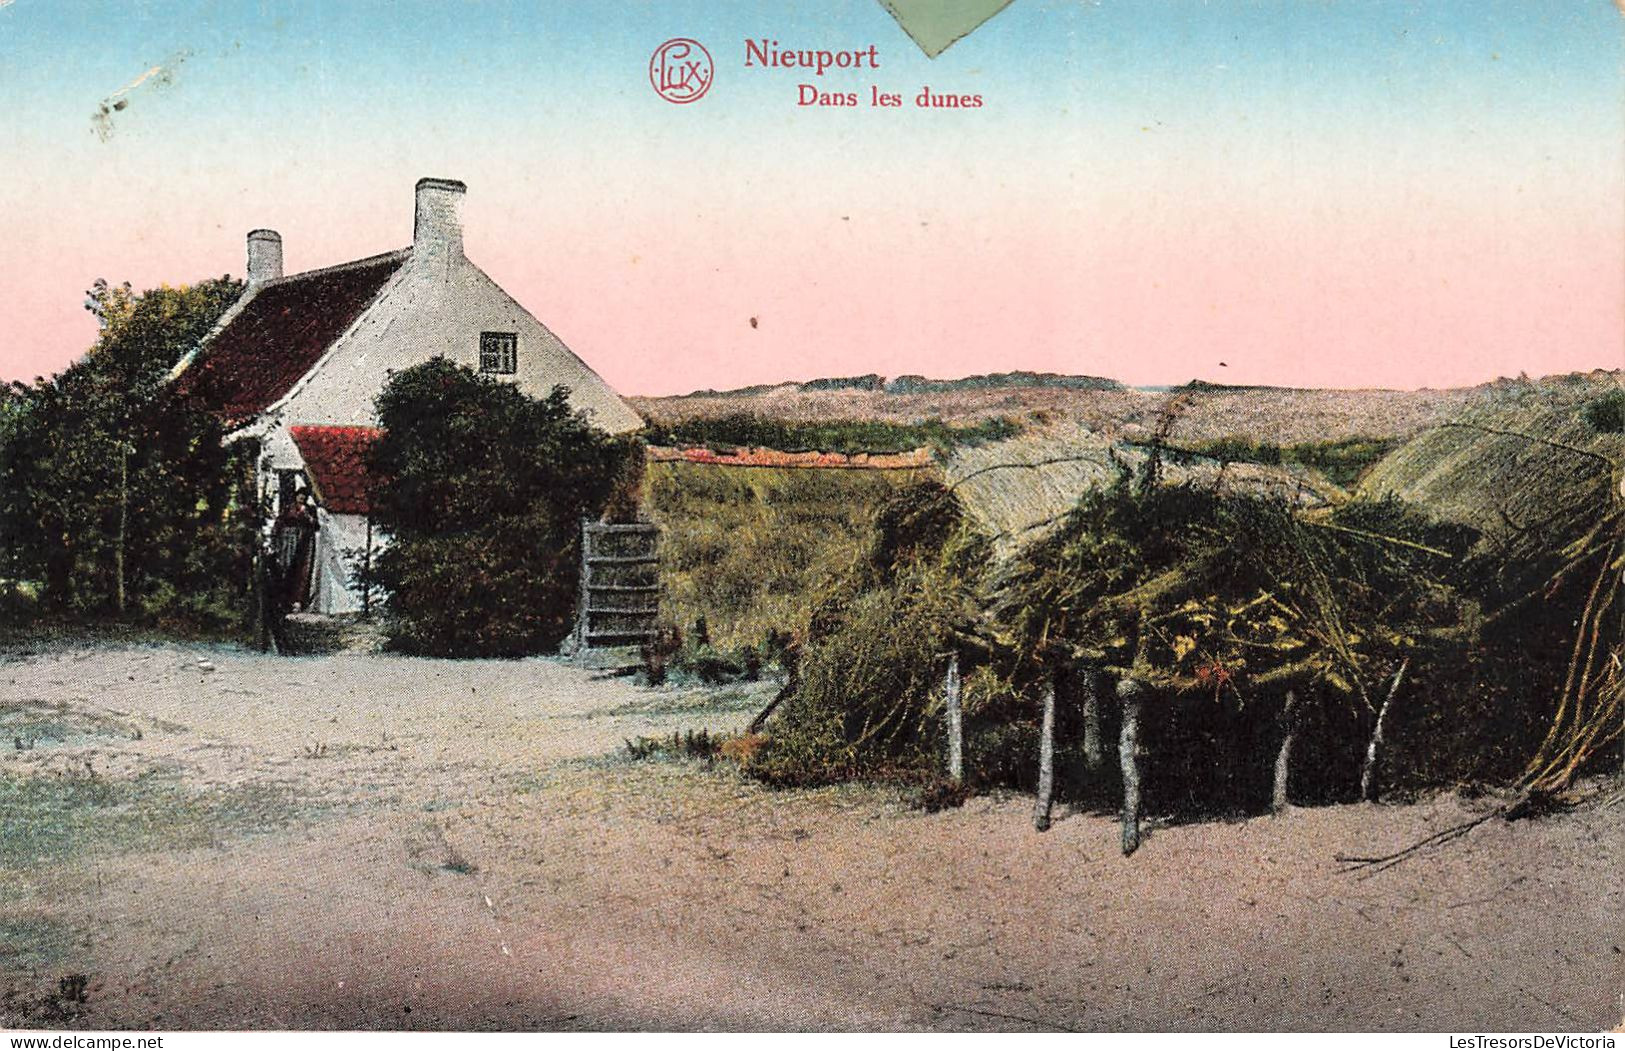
[1358, 373, 1624, 565]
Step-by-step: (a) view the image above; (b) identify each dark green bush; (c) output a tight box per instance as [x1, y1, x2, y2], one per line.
[1582, 390, 1625, 434]
[644, 413, 1019, 456]
[674, 639, 745, 684]
[1286, 438, 1400, 488]
[365, 358, 637, 657]
[870, 480, 963, 576]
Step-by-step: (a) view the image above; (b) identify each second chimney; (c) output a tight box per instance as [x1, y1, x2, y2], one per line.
[246, 229, 283, 284]
[414, 177, 467, 260]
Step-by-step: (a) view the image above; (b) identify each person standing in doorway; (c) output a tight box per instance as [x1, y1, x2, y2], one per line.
[272, 485, 318, 614]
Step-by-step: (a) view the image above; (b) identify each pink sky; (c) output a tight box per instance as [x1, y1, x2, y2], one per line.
[2, 2, 1620, 395]
[4, 139, 1620, 396]
[5, 156, 1618, 397]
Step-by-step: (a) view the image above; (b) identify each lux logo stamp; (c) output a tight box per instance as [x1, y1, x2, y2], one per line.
[650, 38, 713, 104]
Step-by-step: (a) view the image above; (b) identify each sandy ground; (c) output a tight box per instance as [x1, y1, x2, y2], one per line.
[1, 642, 1620, 1032]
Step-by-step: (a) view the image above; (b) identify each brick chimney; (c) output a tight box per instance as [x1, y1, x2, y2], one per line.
[413, 177, 466, 260]
[246, 229, 283, 285]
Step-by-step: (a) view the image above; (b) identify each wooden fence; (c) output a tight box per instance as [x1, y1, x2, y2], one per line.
[571, 520, 661, 656]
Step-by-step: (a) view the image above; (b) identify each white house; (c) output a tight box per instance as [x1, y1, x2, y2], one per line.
[171, 177, 643, 614]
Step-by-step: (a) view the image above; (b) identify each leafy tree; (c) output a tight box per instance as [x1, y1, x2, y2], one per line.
[1, 277, 251, 624]
[366, 357, 639, 657]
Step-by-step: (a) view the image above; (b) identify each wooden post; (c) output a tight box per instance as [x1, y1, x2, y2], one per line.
[252, 545, 270, 652]
[1272, 689, 1299, 814]
[115, 444, 128, 614]
[944, 653, 964, 785]
[1080, 663, 1104, 772]
[361, 517, 373, 617]
[570, 517, 592, 657]
[1033, 676, 1056, 831]
[1118, 676, 1145, 855]
[1361, 658, 1409, 802]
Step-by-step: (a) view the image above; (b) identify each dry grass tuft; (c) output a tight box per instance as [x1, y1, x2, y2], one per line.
[643, 460, 931, 650]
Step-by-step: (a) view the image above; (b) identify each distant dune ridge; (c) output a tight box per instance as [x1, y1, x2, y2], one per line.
[882, 371, 1122, 395]
[664, 370, 1121, 400]
[633, 368, 1624, 447]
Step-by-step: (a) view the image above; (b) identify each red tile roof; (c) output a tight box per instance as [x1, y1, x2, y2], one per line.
[289, 425, 384, 515]
[174, 252, 405, 428]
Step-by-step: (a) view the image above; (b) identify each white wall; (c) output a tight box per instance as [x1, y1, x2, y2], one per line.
[312, 509, 377, 616]
[265, 251, 643, 438]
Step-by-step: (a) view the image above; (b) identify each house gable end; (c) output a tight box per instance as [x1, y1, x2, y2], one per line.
[460, 260, 644, 434]
[270, 250, 643, 434]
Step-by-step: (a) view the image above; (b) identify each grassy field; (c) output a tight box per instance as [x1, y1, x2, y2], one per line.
[0, 770, 304, 882]
[643, 413, 1019, 456]
[644, 460, 933, 651]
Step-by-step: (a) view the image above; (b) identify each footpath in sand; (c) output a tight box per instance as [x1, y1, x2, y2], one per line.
[1, 643, 1620, 1031]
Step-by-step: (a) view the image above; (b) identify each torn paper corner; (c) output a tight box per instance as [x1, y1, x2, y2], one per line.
[878, 0, 1016, 58]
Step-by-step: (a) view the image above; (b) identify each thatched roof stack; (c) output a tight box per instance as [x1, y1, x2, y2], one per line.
[943, 420, 1333, 558]
[1359, 374, 1624, 564]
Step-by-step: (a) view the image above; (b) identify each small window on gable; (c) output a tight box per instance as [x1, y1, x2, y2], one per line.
[479, 331, 518, 375]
